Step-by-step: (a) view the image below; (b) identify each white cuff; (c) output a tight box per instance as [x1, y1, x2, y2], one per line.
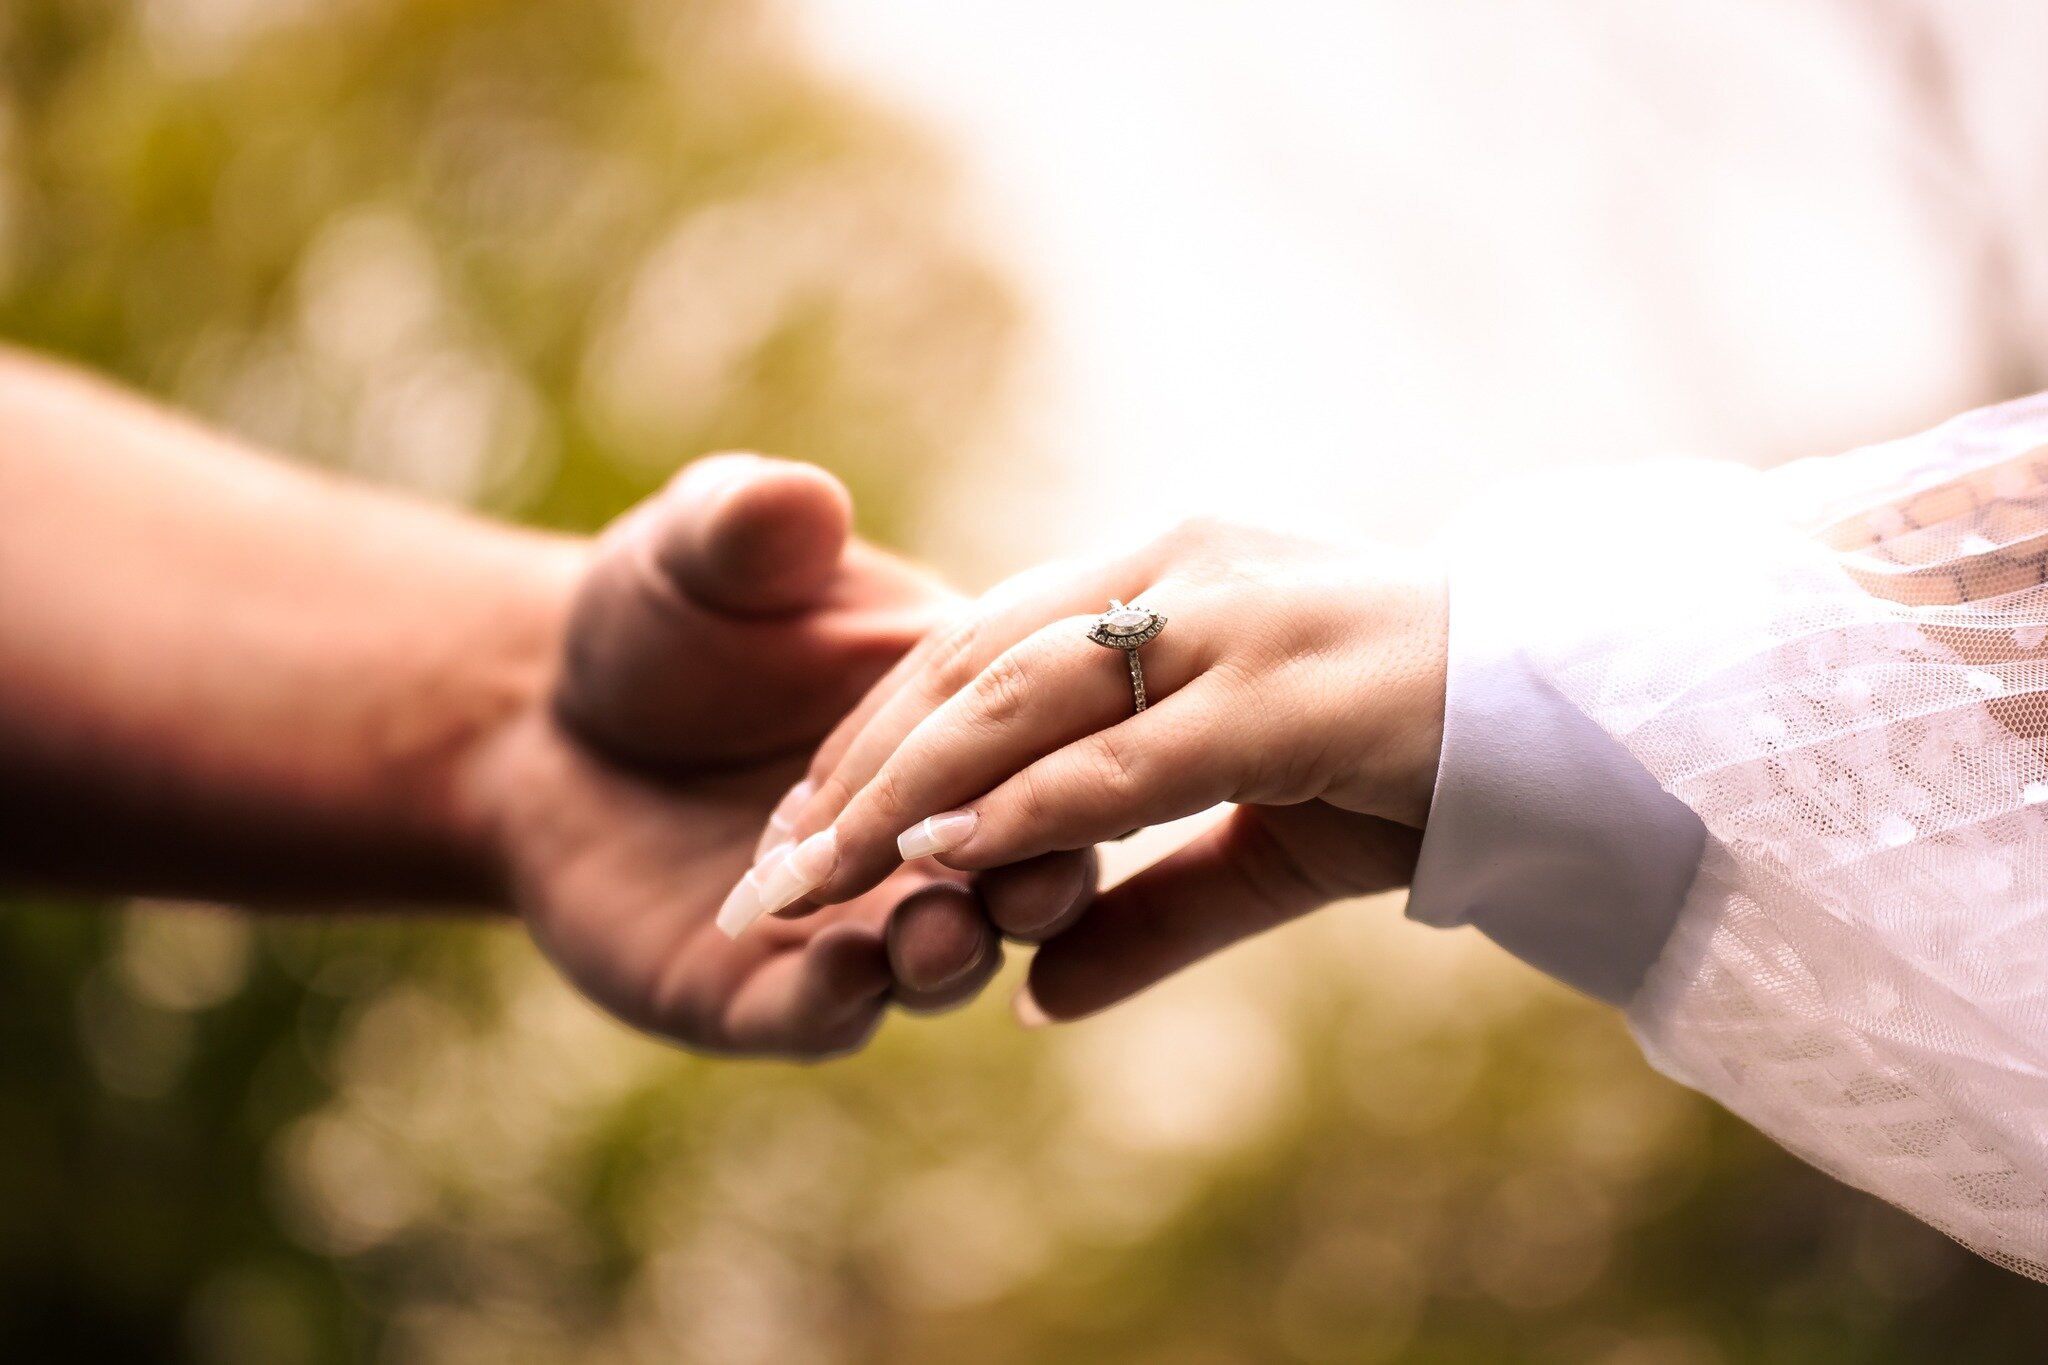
[1405, 488, 1708, 1006]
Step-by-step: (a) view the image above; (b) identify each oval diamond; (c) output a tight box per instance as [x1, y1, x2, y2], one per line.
[1102, 607, 1152, 635]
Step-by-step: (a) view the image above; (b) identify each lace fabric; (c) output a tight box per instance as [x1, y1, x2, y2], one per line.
[1485, 394, 2048, 1277]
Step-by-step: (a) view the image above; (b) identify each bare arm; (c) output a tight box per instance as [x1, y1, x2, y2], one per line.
[0, 348, 579, 903]
[0, 349, 1080, 1053]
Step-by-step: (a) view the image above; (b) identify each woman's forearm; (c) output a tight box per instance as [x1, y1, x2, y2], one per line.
[0, 350, 585, 905]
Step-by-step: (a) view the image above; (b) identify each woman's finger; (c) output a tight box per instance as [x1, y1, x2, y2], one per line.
[724, 563, 1152, 928]
[1020, 803, 1421, 1024]
[911, 675, 1244, 872]
[772, 558, 1111, 822]
[789, 608, 1206, 907]
[778, 556, 1144, 846]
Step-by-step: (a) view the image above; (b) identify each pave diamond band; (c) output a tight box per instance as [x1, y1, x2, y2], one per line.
[1087, 599, 1168, 712]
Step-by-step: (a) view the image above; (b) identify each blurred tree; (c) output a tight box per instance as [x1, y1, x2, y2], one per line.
[0, 0, 1012, 1359]
[3, 2, 2047, 1364]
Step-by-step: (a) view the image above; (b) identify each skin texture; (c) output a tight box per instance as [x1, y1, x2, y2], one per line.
[0, 349, 1089, 1059]
[747, 519, 1449, 1023]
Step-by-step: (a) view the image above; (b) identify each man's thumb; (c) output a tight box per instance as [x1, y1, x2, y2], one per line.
[651, 453, 853, 617]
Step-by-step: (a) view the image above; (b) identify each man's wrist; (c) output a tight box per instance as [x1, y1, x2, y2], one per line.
[0, 351, 602, 906]
[421, 530, 591, 906]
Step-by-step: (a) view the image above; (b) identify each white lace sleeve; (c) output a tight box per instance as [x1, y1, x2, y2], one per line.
[1460, 393, 2048, 1278]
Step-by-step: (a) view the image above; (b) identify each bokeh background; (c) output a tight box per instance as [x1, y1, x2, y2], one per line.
[7, 1, 2048, 1361]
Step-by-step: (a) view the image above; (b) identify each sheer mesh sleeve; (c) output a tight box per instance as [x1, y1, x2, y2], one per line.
[1468, 393, 2048, 1278]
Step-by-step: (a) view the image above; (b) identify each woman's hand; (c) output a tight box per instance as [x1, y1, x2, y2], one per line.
[718, 519, 1449, 1011]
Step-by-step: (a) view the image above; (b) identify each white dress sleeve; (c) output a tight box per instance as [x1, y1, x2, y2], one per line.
[1414, 392, 2048, 1279]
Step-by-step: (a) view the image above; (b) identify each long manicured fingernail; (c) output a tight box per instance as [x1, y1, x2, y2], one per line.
[897, 810, 978, 861]
[757, 827, 839, 914]
[756, 779, 815, 859]
[1013, 986, 1052, 1029]
[716, 848, 783, 938]
[770, 778, 814, 834]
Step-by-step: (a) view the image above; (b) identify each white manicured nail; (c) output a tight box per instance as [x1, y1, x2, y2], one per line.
[755, 778, 815, 859]
[897, 810, 978, 861]
[757, 828, 839, 914]
[769, 779, 814, 834]
[716, 849, 782, 938]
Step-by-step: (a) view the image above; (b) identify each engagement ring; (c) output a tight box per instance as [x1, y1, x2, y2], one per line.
[1087, 600, 1168, 712]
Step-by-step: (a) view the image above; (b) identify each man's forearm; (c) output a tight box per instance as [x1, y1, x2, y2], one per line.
[0, 350, 584, 905]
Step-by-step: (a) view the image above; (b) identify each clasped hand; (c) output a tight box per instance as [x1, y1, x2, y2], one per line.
[717, 514, 1448, 1028]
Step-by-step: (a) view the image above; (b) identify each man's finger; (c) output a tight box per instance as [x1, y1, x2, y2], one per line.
[978, 848, 1096, 943]
[654, 453, 852, 616]
[719, 921, 892, 1058]
[555, 456, 943, 768]
[885, 883, 1004, 1013]
[1021, 804, 1421, 1023]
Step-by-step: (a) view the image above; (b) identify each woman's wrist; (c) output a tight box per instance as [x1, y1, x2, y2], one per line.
[1326, 559, 1449, 830]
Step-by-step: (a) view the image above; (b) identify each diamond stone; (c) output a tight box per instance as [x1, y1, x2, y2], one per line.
[1102, 607, 1152, 635]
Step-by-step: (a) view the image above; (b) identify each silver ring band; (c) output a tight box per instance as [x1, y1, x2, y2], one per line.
[1087, 600, 1168, 713]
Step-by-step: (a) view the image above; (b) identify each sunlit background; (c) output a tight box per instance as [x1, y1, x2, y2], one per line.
[6, 1, 2048, 1361]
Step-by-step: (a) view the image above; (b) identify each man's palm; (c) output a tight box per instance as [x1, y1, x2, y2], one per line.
[480, 457, 1010, 1057]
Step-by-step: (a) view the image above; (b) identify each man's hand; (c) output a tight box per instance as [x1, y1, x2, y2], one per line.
[462, 456, 1094, 1057]
[0, 349, 1089, 1058]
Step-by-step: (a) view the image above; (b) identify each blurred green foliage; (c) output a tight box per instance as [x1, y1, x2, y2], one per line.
[3, 2, 2048, 1363]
